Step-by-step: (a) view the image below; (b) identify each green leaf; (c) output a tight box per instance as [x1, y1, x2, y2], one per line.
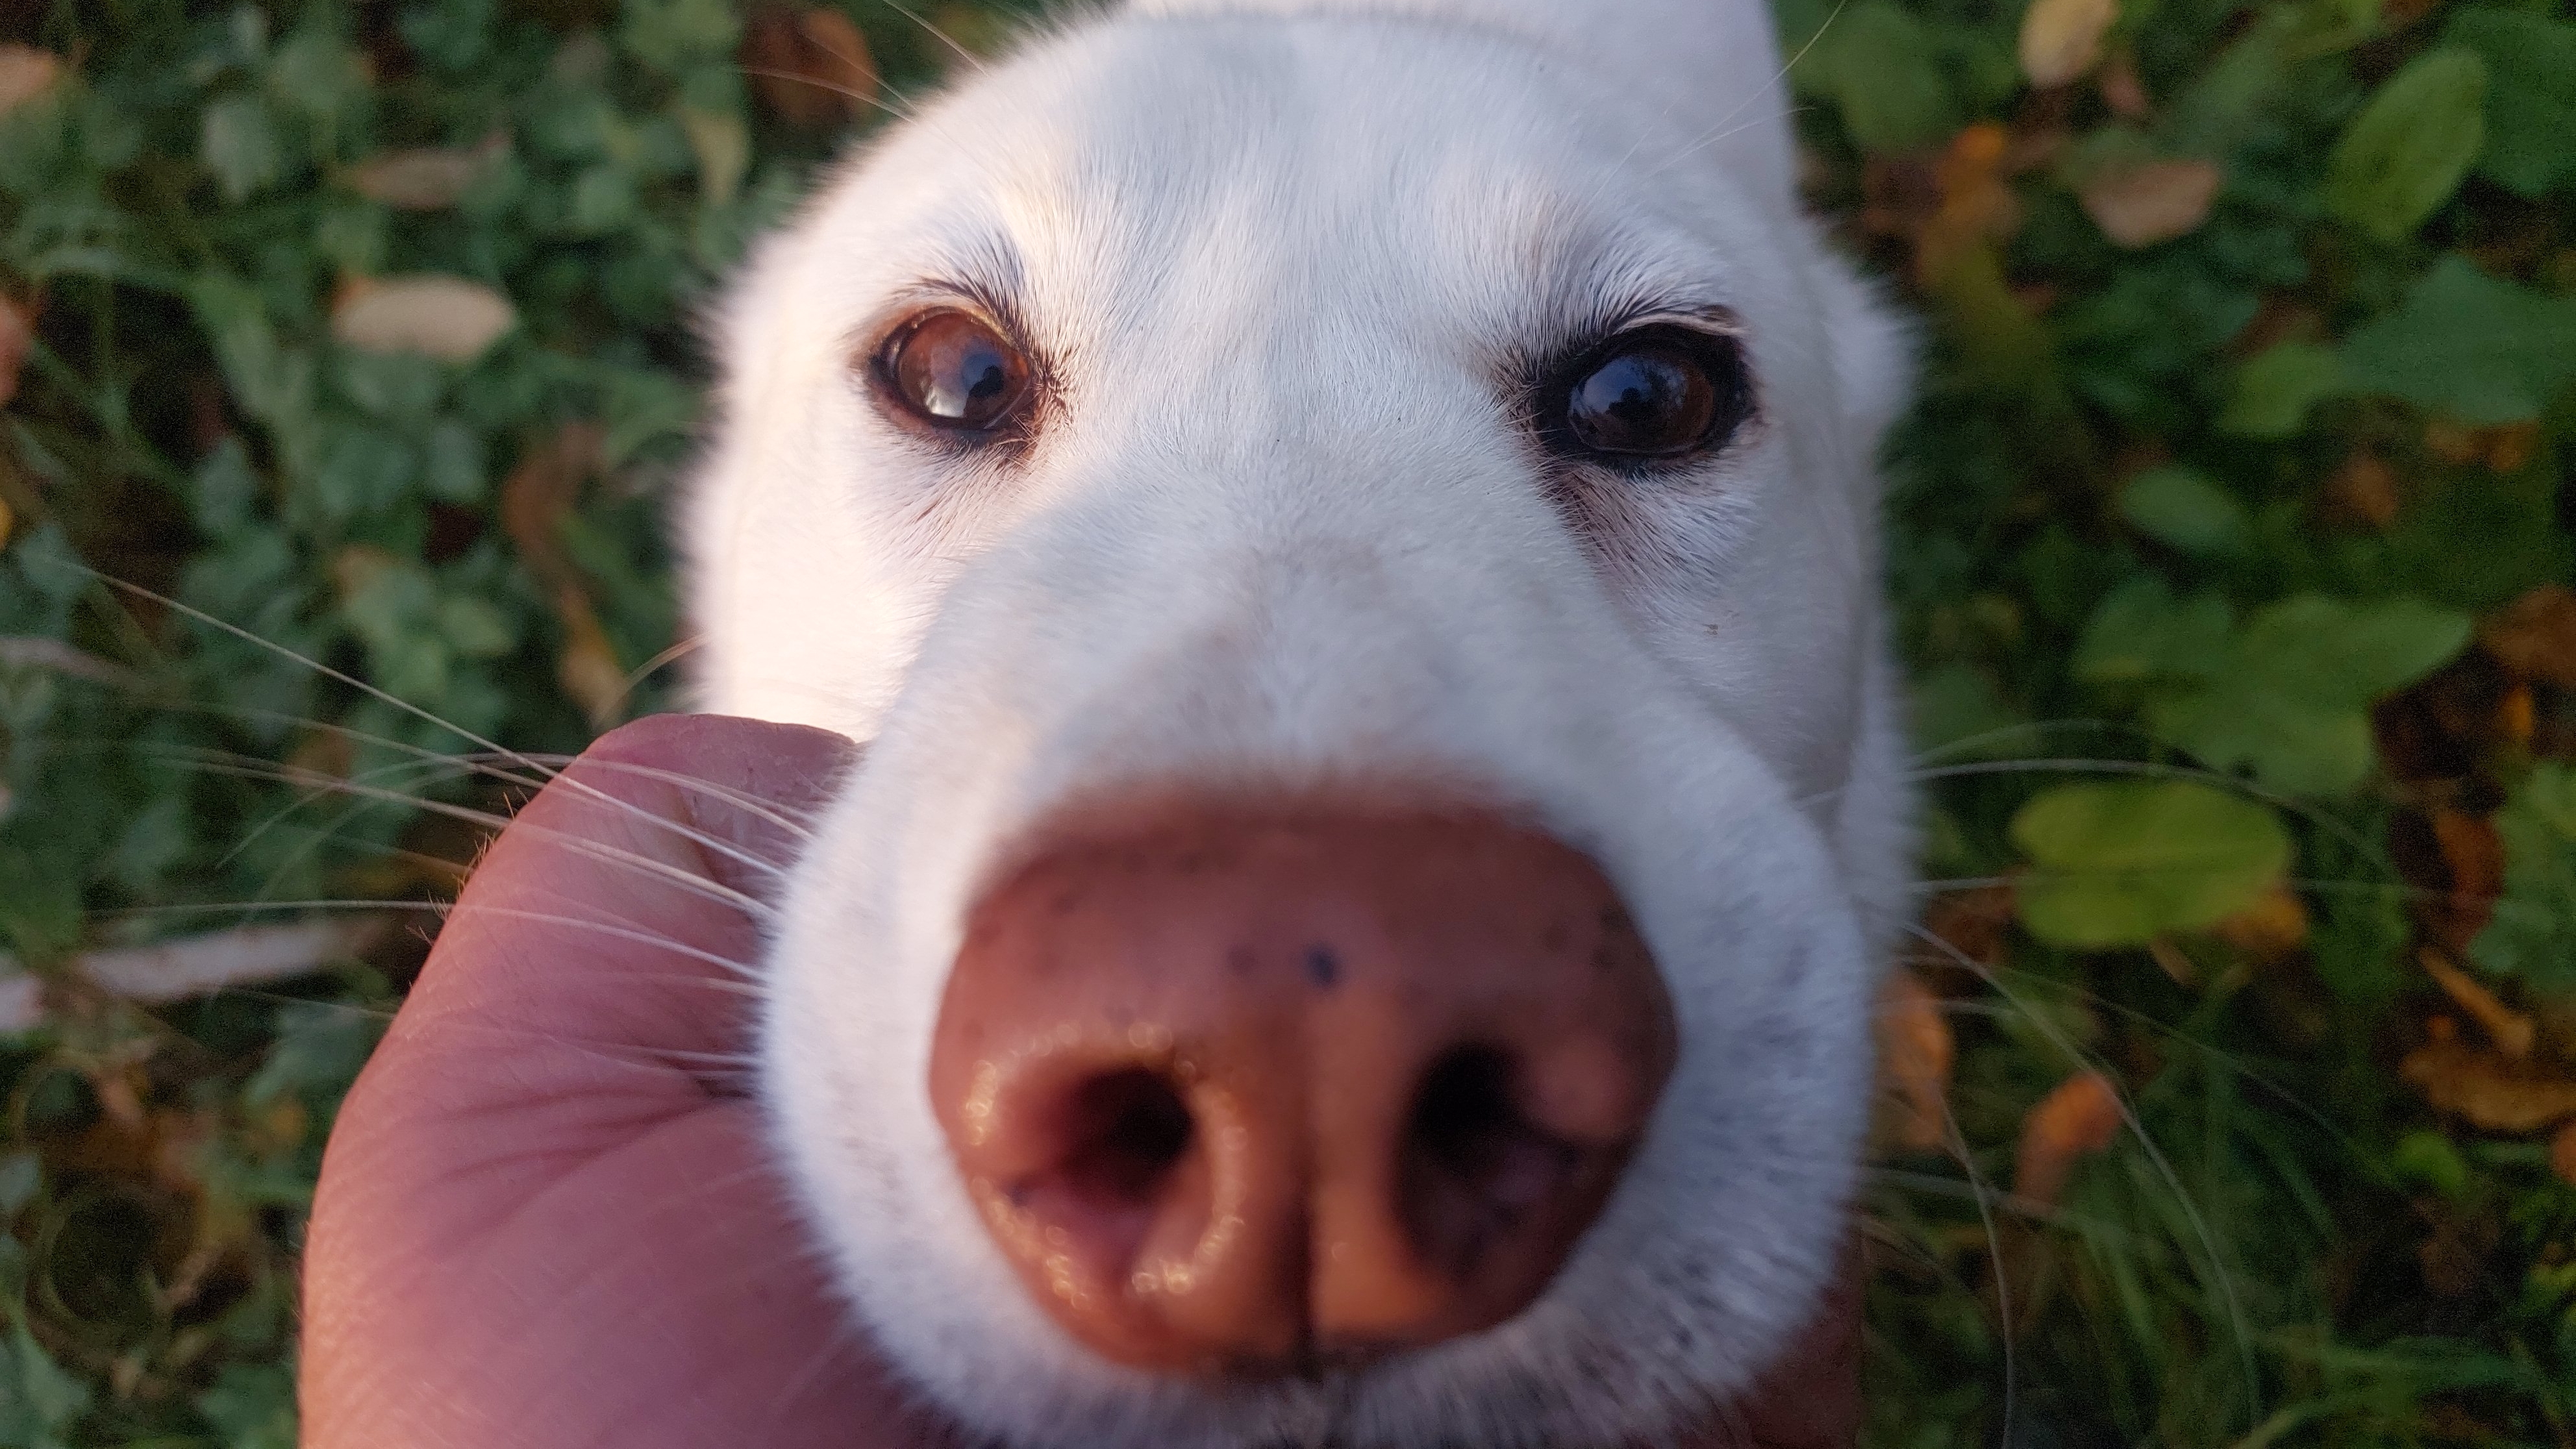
[2324, 47, 2486, 243]
[2073, 576, 2232, 687]
[0, 1319, 91, 1446]
[0, 1156, 38, 1220]
[1910, 662, 2025, 762]
[193, 1363, 296, 1449]
[2468, 765, 2576, 991]
[2117, 466, 2251, 555]
[617, 0, 741, 75]
[199, 93, 282, 204]
[245, 1001, 384, 1107]
[2138, 595, 2471, 794]
[2012, 781, 2292, 949]
[678, 105, 747, 208]
[2444, 8, 2576, 198]
[2234, 595, 2474, 704]
[2336, 256, 2576, 425]
[2218, 340, 2345, 438]
[1790, 1, 1958, 153]
[2389, 1131, 2471, 1200]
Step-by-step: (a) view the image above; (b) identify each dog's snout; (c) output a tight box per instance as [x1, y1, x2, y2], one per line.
[928, 806, 1677, 1376]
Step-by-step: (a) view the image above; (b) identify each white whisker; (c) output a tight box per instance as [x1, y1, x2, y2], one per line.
[1907, 922, 2262, 1428]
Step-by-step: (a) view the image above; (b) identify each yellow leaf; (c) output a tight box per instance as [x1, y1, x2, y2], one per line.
[2079, 158, 2223, 247]
[331, 275, 517, 363]
[2212, 881, 2310, 961]
[2019, 0, 2119, 88]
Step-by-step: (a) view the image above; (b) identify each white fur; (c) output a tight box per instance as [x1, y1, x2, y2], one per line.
[686, 2, 1915, 1444]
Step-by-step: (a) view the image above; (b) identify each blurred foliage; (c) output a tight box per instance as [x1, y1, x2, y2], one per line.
[0, 0, 2566, 1443]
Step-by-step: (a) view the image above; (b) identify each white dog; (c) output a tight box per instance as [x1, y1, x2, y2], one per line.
[685, 1, 1914, 1444]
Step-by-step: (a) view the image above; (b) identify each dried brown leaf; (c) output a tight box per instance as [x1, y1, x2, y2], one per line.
[2014, 1070, 2122, 1208]
[2499, 685, 2535, 749]
[2421, 947, 2534, 1059]
[1922, 879, 2017, 972]
[499, 422, 603, 598]
[331, 275, 516, 362]
[2403, 1031, 2576, 1133]
[501, 425, 627, 727]
[0, 293, 30, 408]
[348, 138, 501, 210]
[2321, 449, 2402, 530]
[555, 589, 628, 728]
[1877, 968, 1955, 1152]
[2097, 48, 2150, 118]
[2429, 808, 2504, 953]
[0, 45, 61, 114]
[744, 6, 877, 129]
[2482, 586, 2576, 689]
[1918, 123, 2022, 286]
[2019, 0, 2120, 88]
[2079, 158, 2222, 249]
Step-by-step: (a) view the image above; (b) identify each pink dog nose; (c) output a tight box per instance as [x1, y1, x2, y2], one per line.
[928, 804, 1676, 1375]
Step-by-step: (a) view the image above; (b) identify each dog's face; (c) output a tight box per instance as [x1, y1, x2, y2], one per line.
[688, 3, 1914, 1444]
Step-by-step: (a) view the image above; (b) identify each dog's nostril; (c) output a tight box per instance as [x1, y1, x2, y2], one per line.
[1058, 1068, 1195, 1209]
[1403, 1046, 1580, 1274]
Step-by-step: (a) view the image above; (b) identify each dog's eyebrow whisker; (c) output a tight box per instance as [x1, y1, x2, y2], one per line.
[736, 65, 925, 125]
[882, 0, 988, 73]
[1628, 0, 1852, 188]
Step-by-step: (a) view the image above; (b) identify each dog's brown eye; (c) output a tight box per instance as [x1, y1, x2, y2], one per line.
[879, 309, 1032, 434]
[1555, 328, 1750, 461]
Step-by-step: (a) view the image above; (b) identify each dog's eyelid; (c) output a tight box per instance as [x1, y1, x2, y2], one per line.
[1604, 307, 1747, 342]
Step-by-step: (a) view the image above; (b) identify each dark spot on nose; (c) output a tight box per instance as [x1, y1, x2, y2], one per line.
[1304, 945, 1341, 989]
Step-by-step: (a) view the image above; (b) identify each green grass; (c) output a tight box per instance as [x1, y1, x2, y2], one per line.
[0, 0, 2571, 1443]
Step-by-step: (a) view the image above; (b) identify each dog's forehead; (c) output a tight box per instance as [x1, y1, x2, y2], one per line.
[834, 19, 1788, 354]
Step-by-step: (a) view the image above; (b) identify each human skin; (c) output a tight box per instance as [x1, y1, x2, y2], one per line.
[300, 713, 1860, 1449]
